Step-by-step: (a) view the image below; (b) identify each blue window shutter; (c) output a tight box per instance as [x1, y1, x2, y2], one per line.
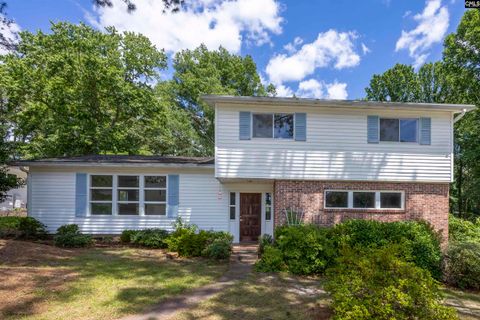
[419, 117, 431, 145]
[239, 111, 251, 140]
[367, 115, 379, 143]
[167, 175, 179, 218]
[295, 113, 307, 141]
[75, 173, 87, 218]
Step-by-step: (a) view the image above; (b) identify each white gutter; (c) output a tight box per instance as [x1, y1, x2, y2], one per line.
[453, 108, 468, 123]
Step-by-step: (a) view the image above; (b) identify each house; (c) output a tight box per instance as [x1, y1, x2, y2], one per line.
[14, 96, 475, 243]
[0, 167, 27, 214]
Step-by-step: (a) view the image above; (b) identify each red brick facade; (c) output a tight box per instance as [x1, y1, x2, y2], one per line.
[273, 180, 449, 243]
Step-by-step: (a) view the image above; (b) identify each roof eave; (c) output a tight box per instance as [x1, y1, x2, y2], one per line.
[10, 161, 215, 169]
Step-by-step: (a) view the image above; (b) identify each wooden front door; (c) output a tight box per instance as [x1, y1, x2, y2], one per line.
[240, 193, 262, 242]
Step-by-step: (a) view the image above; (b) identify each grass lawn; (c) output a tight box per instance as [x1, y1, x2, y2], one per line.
[173, 272, 332, 320]
[0, 239, 227, 320]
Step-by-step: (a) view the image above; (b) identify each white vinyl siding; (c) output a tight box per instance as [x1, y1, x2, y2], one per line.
[29, 167, 229, 234]
[215, 104, 453, 182]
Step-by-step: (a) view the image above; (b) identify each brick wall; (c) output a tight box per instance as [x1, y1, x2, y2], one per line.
[273, 180, 449, 243]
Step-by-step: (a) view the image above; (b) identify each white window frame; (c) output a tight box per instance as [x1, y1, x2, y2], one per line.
[379, 118, 419, 143]
[229, 192, 236, 220]
[324, 190, 405, 210]
[251, 113, 295, 140]
[265, 192, 273, 221]
[88, 174, 168, 217]
[117, 175, 140, 216]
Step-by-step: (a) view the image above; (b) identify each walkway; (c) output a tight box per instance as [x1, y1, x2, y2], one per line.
[119, 244, 258, 320]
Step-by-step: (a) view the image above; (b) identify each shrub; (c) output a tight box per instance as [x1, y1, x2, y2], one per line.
[443, 241, 480, 290]
[258, 233, 274, 256]
[254, 246, 285, 272]
[273, 224, 334, 275]
[325, 246, 458, 320]
[0, 216, 46, 239]
[202, 238, 232, 260]
[330, 219, 442, 278]
[120, 229, 139, 243]
[54, 224, 93, 248]
[131, 229, 169, 248]
[449, 214, 480, 243]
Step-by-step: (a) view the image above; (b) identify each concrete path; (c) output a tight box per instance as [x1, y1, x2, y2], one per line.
[119, 244, 258, 320]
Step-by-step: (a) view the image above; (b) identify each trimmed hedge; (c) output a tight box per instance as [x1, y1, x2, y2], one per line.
[0, 216, 47, 239]
[131, 229, 169, 248]
[54, 224, 93, 248]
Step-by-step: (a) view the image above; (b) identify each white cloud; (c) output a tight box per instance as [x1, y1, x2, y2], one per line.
[293, 79, 348, 100]
[0, 13, 20, 55]
[361, 43, 371, 55]
[266, 29, 360, 85]
[283, 36, 303, 54]
[276, 84, 294, 97]
[395, 0, 449, 67]
[87, 0, 283, 54]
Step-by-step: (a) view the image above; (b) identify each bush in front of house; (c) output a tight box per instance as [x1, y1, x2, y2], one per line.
[325, 245, 458, 320]
[443, 241, 480, 290]
[330, 219, 442, 279]
[130, 229, 169, 249]
[120, 229, 139, 243]
[254, 246, 285, 272]
[202, 238, 232, 260]
[54, 224, 93, 248]
[274, 224, 334, 275]
[0, 216, 47, 239]
[449, 214, 480, 243]
[257, 234, 274, 257]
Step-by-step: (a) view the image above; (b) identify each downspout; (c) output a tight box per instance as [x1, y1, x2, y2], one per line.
[453, 108, 467, 123]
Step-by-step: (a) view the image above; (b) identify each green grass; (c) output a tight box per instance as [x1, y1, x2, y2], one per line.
[2, 246, 227, 320]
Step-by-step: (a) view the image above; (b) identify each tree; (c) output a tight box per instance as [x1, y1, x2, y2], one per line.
[167, 45, 274, 155]
[443, 9, 480, 217]
[1, 22, 167, 158]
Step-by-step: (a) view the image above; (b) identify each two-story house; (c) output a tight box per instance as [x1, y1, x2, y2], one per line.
[16, 96, 475, 243]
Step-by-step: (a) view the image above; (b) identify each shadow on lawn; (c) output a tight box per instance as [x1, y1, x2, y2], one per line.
[1, 240, 226, 319]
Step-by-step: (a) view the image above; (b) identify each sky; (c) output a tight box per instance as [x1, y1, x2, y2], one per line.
[1, 0, 470, 100]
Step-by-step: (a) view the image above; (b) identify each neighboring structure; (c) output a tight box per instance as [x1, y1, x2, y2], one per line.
[14, 96, 475, 243]
[0, 167, 27, 215]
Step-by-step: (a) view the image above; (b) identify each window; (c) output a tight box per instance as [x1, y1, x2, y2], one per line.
[325, 191, 348, 208]
[144, 176, 167, 215]
[252, 113, 294, 139]
[380, 118, 418, 142]
[117, 176, 139, 215]
[265, 193, 272, 220]
[229, 192, 236, 220]
[353, 192, 375, 208]
[325, 191, 404, 210]
[90, 175, 113, 215]
[89, 174, 168, 216]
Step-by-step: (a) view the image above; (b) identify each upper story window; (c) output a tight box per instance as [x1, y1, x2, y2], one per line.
[380, 118, 418, 142]
[252, 113, 294, 139]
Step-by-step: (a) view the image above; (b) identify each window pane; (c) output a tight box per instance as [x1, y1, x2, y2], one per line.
[274, 114, 294, 139]
[266, 193, 272, 206]
[266, 206, 271, 220]
[145, 176, 166, 188]
[118, 176, 139, 188]
[91, 203, 112, 215]
[91, 189, 112, 201]
[118, 189, 139, 202]
[91, 175, 112, 188]
[229, 192, 236, 206]
[381, 192, 402, 209]
[118, 203, 139, 215]
[380, 119, 399, 142]
[252, 114, 273, 138]
[145, 190, 166, 202]
[353, 192, 375, 208]
[325, 191, 348, 208]
[400, 119, 418, 142]
[229, 206, 235, 220]
[145, 204, 166, 215]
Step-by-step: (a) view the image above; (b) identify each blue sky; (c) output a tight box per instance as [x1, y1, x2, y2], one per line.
[3, 0, 469, 99]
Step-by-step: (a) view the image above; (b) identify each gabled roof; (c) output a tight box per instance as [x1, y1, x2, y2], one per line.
[201, 95, 476, 112]
[12, 155, 215, 168]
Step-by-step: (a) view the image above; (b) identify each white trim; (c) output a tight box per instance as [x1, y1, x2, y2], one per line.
[324, 190, 405, 210]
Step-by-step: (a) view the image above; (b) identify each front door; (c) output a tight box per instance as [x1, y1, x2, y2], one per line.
[240, 193, 262, 242]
